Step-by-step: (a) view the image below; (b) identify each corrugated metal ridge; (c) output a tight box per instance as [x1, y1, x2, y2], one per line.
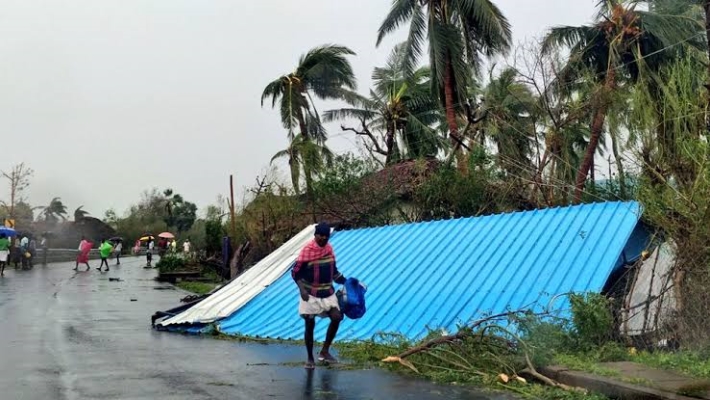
[217, 201, 641, 341]
[159, 224, 316, 326]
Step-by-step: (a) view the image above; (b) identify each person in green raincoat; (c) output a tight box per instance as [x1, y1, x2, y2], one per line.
[98, 239, 113, 272]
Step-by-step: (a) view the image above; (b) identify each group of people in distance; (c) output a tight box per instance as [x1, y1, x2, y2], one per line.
[74, 236, 121, 272]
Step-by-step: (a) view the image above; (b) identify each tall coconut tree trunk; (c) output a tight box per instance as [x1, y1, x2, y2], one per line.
[288, 156, 300, 194]
[444, 58, 465, 171]
[444, 60, 459, 139]
[385, 122, 395, 165]
[704, 1, 710, 135]
[574, 68, 616, 203]
[705, 1, 710, 90]
[304, 165, 316, 223]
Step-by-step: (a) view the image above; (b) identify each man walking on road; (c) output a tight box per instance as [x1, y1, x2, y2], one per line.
[114, 241, 122, 265]
[97, 239, 113, 272]
[291, 222, 346, 369]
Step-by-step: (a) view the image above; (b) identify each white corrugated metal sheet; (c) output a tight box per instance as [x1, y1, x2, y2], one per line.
[158, 224, 315, 327]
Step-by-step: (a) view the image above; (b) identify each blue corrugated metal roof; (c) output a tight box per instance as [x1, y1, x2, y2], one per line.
[217, 201, 642, 341]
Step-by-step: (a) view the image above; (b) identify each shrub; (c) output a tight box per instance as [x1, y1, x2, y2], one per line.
[569, 292, 614, 349]
[156, 253, 187, 273]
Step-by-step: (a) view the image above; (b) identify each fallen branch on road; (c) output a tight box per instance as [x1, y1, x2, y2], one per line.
[381, 308, 586, 393]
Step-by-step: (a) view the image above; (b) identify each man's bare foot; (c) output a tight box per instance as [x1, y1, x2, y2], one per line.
[304, 361, 316, 370]
[318, 352, 338, 364]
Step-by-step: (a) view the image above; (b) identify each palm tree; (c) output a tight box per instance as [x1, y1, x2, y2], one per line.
[324, 44, 445, 163]
[162, 189, 187, 229]
[261, 44, 357, 143]
[73, 206, 89, 221]
[41, 197, 68, 222]
[271, 133, 334, 195]
[376, 0, 512, 154]
[477, 67, 538, 177]
[543, 0, 703, 202]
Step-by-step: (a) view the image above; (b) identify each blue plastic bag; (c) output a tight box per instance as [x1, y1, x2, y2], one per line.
[336, 277, 367, 319]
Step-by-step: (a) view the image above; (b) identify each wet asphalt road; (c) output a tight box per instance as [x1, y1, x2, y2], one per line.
[0, 256, 514, 400]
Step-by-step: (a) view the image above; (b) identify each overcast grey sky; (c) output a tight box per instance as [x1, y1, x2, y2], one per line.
[0, 0, 595, 218]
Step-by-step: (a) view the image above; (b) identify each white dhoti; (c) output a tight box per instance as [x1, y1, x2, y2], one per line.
[299, 294, 339, 318]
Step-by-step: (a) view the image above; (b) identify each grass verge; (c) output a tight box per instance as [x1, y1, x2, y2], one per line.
[633, 350, 710, 379]
[175, 281, 218, 294]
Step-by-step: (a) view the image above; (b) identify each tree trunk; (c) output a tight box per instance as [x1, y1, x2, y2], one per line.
[574, 68, 616, 203]
[610, 130, 627, 199]
[304, 166, 316, 223]
[705, 1, 710, 95]
[444, 57, 464, 171]
[9, 188, 15, 219]
[444, 60, 458, 139]
[531, 149, 550, 206]
[385, 123, 395, 165]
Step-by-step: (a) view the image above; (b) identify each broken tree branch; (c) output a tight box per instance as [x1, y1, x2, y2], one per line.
[392, 310, 528, 360]
[341, 120, 388, 156]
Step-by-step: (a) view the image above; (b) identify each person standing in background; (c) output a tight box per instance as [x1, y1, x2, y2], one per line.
[28, 237, 36, 269]
[10, 238, 21, 268]
[19, 234, 30, 270]
[0, 233, 10, 276]
[146, 239, 154, 267]
[114, 240, 122, 265]
[40, 235, 48, 265]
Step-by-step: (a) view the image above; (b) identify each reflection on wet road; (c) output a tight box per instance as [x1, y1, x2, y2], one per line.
[0, 257, 514, 399]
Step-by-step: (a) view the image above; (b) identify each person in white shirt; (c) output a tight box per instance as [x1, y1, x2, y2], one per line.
[146, 239, 154, 267]
[114, 241, 123, 265]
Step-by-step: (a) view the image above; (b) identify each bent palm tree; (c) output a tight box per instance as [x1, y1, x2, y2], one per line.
[543, 0, 703, 202]
[324, 44, 444, 163]
[73, 206, 89, 221]
[261, 44, 357, 143]
[478, 67, 538, 177]
[41, 197, 68, 222]
[377, 0, 511, 154]
[272, 133, 334, 196]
